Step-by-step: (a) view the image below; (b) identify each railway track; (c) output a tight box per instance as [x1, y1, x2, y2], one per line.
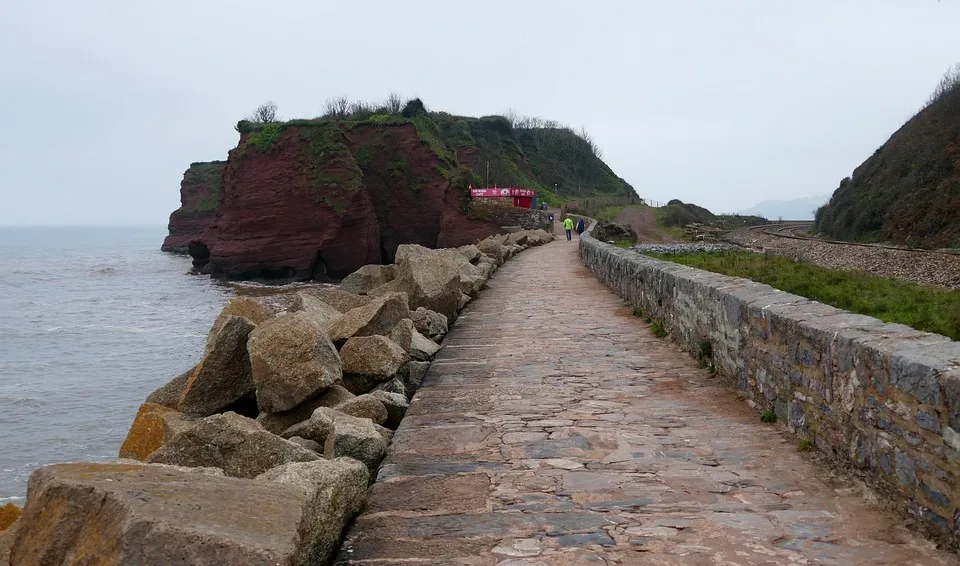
[724, 222, 960, 289]
[746, 222, 960, 257]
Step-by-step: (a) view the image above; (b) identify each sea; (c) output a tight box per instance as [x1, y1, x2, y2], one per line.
[0, 226, 235, 504]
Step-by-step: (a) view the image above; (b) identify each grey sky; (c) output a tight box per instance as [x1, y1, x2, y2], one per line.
[1, 0, 958, 225]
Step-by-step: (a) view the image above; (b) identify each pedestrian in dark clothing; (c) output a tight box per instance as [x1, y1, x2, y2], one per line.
[575, 218, 585, 238]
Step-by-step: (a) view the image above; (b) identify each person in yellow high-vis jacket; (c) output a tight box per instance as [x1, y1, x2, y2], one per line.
[562, 216, 574, 241]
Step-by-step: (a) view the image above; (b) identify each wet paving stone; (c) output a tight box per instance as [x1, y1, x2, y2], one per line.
[503, 436, 592, 459]
[552, 530, 616, 547]
[336, 239, 959, 565]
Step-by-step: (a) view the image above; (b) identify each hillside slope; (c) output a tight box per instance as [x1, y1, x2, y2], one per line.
[163, 102, 634, 279]
[430, 113, 634, 204]
[815, 74, 960, 248]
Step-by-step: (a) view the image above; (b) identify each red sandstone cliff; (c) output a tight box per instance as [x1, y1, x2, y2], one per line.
[341, 124, 508, 254]
[210, 126, 381, 280]
[161, 161, 225, 254]
[164, 122, 504, 280]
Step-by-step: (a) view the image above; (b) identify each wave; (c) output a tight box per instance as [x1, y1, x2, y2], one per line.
[0, 396, 44, 408]
[172, 332, 206, 339]
[99, 325, 157, 334]
[44, 324, 159, 335]
[9, 269, 69, 280]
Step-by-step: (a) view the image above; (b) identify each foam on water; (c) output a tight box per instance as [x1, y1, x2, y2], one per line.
[0, 226, 232, 502]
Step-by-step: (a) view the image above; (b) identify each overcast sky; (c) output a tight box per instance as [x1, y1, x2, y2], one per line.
[1, 0, 958, 225]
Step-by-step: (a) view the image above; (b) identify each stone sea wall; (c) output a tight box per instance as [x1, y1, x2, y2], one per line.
[1, 229, 553, 566]
[579, 223, 960, 546]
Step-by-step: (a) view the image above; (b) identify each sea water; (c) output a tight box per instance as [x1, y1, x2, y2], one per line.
[0, 226, 232, 503]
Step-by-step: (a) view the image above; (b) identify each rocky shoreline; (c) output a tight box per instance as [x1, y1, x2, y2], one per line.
[0, 229, 554, 565]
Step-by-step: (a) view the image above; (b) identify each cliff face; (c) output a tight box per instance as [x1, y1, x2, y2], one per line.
[161, 161, 225, 254]
[164, 109, 635, 280]
[169, 122, 504, 280]
[815, 81, 960, 248]
[209, 124, 382, 280]
[343, 124, 506, 253]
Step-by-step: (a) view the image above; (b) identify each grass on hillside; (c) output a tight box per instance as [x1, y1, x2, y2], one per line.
[595, 205, 625, 221]
[644, 250, 960, 340]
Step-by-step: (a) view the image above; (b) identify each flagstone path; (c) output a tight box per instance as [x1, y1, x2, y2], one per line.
[336, 238, 956, 565]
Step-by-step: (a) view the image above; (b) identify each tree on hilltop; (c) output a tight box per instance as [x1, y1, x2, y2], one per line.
[323, 96, 350, 120]
[385, 92, 404, 114]
[248, 101, 278, 123]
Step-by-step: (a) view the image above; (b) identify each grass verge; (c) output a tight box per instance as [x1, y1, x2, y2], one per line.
[644, 251, 959, 340]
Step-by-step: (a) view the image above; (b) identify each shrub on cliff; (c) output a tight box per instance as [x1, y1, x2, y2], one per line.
[234, 102, 280, 132]
[246, 123, 283, 152]
[401, 98, 428, 118]
[479, 115, 514, 136]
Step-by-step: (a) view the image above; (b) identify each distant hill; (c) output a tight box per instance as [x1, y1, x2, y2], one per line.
[738, 195, 829, 221]
[658, 199, 767, 230]
[814, 66, 960, 248]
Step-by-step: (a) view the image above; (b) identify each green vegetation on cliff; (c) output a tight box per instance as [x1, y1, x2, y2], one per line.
[299, 124, 365, 216]
[178, 161, 225, 214]
[229, 120, 366, 217]
[815, 65, 960, 249]
[646, 250, 960, 340]
[232, 97, 635, 211]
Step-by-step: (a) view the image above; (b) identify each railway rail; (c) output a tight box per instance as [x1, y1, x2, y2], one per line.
[723, 223, 960, 289]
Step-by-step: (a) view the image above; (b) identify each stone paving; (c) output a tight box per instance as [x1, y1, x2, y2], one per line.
[337, 238, 958, 565]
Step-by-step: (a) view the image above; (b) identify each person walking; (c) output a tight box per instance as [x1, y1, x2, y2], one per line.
[575, 217, 585, 238]
[562, 216, 574, 241]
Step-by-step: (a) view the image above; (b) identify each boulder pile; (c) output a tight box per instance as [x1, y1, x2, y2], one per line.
[8, 229, 553, 566]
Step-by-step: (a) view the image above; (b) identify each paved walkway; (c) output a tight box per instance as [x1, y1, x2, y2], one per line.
[337, 239, 956, 565]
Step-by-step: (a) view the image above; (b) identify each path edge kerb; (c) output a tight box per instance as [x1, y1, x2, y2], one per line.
[577, 217, 960, 550]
